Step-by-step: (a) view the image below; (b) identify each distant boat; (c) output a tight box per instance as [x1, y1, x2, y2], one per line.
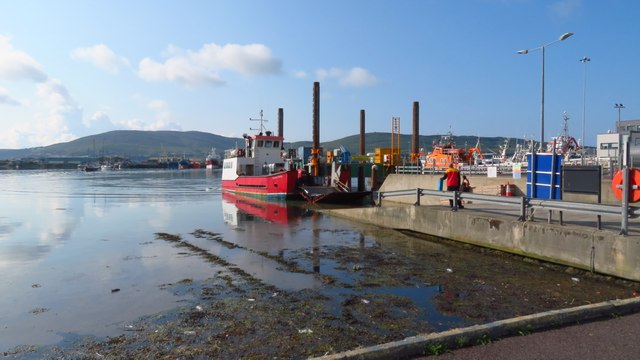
[78, 163, 99, 172]
[205, 148, 222, 169]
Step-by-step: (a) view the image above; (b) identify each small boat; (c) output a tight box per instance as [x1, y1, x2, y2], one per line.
[205, 148, 222, 169]
[78, 163, 100, 172]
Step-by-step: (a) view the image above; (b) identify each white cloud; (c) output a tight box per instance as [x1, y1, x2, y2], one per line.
[0, 35, 47, 82]
[138, 42, 282, 88]
[71, 44, 130, 74]
[0, 87, 20, 106]
[293, 70, 307, 79]
[32, 78, 83, 145]
[84, 110, 118, 133]
[113, 99, 182, 131]
[316, 67, 378, 87]
[549, 0, 581, 18]
[138, 56, 225, 88]
[0, 36, 88, 148]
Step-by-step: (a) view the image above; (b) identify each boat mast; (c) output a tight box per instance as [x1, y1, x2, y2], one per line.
[250, 110, 269, 135]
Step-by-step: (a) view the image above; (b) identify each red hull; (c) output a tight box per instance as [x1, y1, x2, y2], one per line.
[221, 170, 301, 199]
[221, 192, 301, 224]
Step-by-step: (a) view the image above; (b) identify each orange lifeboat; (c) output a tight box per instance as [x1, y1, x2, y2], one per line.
[422, 133, 482, 170]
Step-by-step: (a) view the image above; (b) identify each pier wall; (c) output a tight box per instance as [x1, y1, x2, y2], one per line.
[328, 174, 638, 281]
[328, 204, 640, 282]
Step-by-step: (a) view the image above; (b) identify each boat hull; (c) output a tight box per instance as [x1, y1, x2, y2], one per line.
[221, 170, 302, 199]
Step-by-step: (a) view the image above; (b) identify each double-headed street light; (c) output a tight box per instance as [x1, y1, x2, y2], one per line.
[615, 103, 625, 124]
[517, 32, 574, 150]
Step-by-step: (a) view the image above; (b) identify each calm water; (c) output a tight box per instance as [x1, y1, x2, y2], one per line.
[1, 169, 632, 353]
[0, 169, 427, 351]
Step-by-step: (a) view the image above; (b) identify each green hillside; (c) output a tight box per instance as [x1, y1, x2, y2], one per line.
[0, 130, 532, 160]
[289, 132, 526, 157]
[0, 130, 243, 160]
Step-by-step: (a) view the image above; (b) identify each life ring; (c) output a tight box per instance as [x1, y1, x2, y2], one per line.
[611, 169, 640, 202]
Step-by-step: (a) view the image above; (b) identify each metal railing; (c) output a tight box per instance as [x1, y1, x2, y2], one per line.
[376, 188, 636, 235]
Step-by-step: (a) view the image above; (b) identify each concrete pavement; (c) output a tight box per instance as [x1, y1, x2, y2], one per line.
[427, 311, 640, 360]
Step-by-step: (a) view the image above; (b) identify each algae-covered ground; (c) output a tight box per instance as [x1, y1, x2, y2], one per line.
[5, 225, 637, 359]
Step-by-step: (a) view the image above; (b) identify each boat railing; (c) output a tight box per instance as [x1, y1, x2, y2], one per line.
[376, 187, 637, 235]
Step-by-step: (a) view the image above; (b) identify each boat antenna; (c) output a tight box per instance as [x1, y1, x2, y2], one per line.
[250, 109, 269, 135]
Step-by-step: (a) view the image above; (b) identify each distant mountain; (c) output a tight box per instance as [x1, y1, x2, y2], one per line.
[0, 130, 243, 160]
[290, 132, 525, 157]
[0, 130, 530, 160]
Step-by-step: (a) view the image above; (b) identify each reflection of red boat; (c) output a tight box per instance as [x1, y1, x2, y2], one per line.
[221, 192, 305, 225]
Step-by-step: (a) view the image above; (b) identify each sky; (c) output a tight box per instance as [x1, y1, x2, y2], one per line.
[0, 0, 638, 149]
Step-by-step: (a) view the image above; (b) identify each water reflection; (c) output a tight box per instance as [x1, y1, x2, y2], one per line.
[218, 192, 324, 290]
[0, 169, 221, 351]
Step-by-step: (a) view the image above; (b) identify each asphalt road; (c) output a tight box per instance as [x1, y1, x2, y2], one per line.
[421, 311, 640, 360]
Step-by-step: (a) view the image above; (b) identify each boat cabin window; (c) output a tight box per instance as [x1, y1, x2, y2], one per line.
[273, 141, 280, 148]
[264, 140, 272, 148]
[257, 140, 264, 147]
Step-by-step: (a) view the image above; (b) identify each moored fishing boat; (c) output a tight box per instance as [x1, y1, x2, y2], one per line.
[222, 83, 371, 204]
[220, 109, 371, 204]
[221, 111, 303, 199]
[205, 148, 222, 169]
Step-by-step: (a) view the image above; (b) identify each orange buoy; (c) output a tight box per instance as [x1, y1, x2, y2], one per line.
[611, 169, 640, 202]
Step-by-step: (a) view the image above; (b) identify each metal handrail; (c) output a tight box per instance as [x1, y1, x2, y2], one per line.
[376, 188, 635, 235]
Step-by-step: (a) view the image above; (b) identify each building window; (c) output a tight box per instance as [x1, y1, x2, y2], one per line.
[600, 143, 618, 150]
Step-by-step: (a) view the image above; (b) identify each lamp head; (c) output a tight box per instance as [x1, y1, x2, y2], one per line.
[559, 32, 573, 41]
[516, 49, 529, 54]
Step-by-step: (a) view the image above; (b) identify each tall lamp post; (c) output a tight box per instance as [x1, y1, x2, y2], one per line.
[517, 32, 574, 150]
[615, 103, 625, 125]
[614, 103, 625, 170]
[580, 56, 591, 163]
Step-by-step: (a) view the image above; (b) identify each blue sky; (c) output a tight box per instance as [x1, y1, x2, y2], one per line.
[0, 0, 637, 149]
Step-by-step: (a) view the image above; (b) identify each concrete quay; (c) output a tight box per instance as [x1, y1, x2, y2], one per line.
[335, 174, 640, 282]
[313, 173, 640, 360]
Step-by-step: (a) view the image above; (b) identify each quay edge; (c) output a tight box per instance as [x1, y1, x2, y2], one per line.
[325, 174, 640, 282]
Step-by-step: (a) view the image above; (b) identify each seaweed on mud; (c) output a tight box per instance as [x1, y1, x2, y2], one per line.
[191, 229, 313, 275]
[14, 226, 639, 359]
[191, 229, 238, 249]
[154, 231, 260, 284]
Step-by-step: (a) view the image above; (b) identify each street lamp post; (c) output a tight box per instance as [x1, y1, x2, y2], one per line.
[614, 103, 626, 171]
[580, 56, 591, 164]
[517, 32, 574, 150]
[615, 103, 625, 125]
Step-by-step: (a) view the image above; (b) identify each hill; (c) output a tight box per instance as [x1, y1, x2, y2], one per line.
[0, 130, 243, 160]
[0, 130, 528, 161]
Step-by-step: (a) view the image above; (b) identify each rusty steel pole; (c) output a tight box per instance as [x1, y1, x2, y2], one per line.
[412, 101, 419, 163]
[278, 107, 284, 149]
[358, 109, 366, 191]
[312, 82, 320, 176]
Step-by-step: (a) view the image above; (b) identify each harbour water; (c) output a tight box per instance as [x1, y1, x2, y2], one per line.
[0, 169, 634, 355]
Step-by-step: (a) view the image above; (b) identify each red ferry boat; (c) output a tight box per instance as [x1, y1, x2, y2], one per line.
[221, 111, 303, 199]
